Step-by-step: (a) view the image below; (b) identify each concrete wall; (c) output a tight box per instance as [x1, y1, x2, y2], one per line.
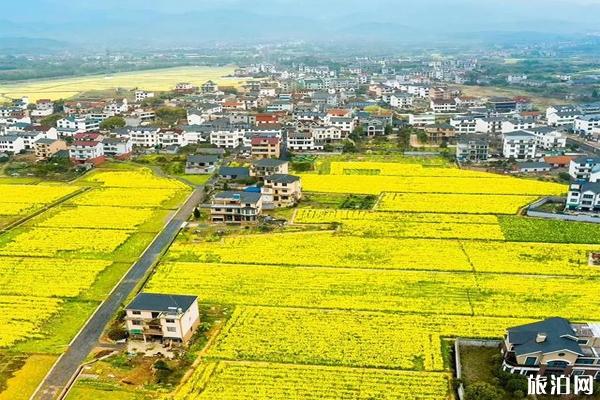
[528, 197, 600, 224]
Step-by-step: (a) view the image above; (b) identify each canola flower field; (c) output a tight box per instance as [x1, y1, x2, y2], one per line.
[0, 65, 249, 102]
[0, 167, 190, 400]
[149, 160, 600, 400]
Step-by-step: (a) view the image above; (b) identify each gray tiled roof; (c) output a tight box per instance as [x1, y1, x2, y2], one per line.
[126, 293, 197, 312]
[508, 317, 583, 357]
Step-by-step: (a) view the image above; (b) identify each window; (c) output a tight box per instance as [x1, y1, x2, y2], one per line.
[558, 352, 566, 357]
[577, 339, 588, 345]
[576, 358, 595, 365]
[525, 357, 537, 366]
[166, 327, 177, 332]
[131, 320, 142, 326]
[165, 319, 175, 324]
[131, 310, 141, 315]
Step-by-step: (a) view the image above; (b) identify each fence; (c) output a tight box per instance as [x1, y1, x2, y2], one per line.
[527, 197, 600, 224]
[454, 339, 501, 400]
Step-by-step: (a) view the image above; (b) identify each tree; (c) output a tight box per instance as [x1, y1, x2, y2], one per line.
[384, 124, 393, 135]
[155, 107, 187, 126]
[40, 113, 63, 128]
[558, 172, 571, 182]
[99, 116, 126, 131]
[416, 130, 429, 145]
[349, 125, 364, 142]
[342, 141, 357, 153]
[464, 382, 503, 400]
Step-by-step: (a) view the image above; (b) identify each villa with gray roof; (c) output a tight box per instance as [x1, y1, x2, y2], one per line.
[502, 317, 600, 378]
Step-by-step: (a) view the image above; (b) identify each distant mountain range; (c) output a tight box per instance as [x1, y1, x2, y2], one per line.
[0, 0, 599, 49]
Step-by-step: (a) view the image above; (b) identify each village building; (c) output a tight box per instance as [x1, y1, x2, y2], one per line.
[211, 191, 263, 224]
[125, 293, 200, 343]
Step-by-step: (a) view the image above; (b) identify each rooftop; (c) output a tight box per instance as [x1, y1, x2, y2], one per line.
[126, 293, 197, 313]
[508, 317, 583, 357]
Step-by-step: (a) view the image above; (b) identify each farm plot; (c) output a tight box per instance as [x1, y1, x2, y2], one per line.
[208, 306, 534, 372]
[175, 361, 451, 400]
[463, 241, 600, 276]
[37, 206, 156, 230]
[376, 192, 538, 214]
[0, 185, 78, 204]
[146, 263, 476, 314]
[294, 209, 500, 225]
[0, 227, 132, 257]
[81, 169, 188, 189]
[338, 219, 505, 240]
[299, 174, 565, 195]
[167, 232, 473, 271]
[329, 161, 497, 177]
[70, 187, 184, 208]
[0, 296, 62, 348]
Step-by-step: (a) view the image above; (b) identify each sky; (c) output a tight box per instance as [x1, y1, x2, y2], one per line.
[1, 0, 599, 47]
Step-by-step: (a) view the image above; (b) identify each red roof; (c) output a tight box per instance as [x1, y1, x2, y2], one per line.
[256, 114, 279, 123]
[327, 109, 350, 117]
[74, 133, 101, 140]
[73, 140, 101, 147]
[544, 156, 574, 165]
[251, 137, 280, 145]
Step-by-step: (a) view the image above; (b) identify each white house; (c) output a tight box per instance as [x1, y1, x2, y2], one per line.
[450, 116, 477, 134]
[134, 90, 155, 103]
[475, 117, 505, 134]
[430, 99, 457, 113]
[547, 111, 580, 127]
[125, 293, 200, 343]
[390, 93, 414, 109]
[409, 113, 436, 126]
[501, 118, 536, 134]
[187, 109, 205, 126]
[57, 117, 100, 133]
[502, 131, 537, 160]
[69, 140, 105, 163]
[574, 114, 600, 136]
[0, 135, 25, 154]
[122, 127, 161, 148]
[524, 127, 566, 151]
[311, 126, 342, 143]
[102, 137, 133, 157]
[287, 131, 320, 151]
[30, 100, 54, 117]
[327, 117, 355, 136]
[566, 166, 600, 212]
[568, 157, 600, 180]
[209, 127, 247, 149]
[158, 129, 188, 147]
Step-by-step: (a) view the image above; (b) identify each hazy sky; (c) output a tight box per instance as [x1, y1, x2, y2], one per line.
[2, 0, 599, 46]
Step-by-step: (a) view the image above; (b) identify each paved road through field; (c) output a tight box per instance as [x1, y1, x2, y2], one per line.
[32, 183, 208, 400]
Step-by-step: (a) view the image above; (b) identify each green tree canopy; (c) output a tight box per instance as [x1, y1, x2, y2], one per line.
[465, 382, 503, 400]
[99, 116, 126, 131]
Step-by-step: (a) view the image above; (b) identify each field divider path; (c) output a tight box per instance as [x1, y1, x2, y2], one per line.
[30, 184, 207, 400]
[0, 187, 90, 235]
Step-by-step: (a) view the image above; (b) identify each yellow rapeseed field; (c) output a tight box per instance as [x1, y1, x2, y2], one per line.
[175, 361, 451, 400]
[300, 174, 565, 195]
[0, 66, 248, 102]
[376, 192, 538, 214]
[149, 160, 598, 399]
